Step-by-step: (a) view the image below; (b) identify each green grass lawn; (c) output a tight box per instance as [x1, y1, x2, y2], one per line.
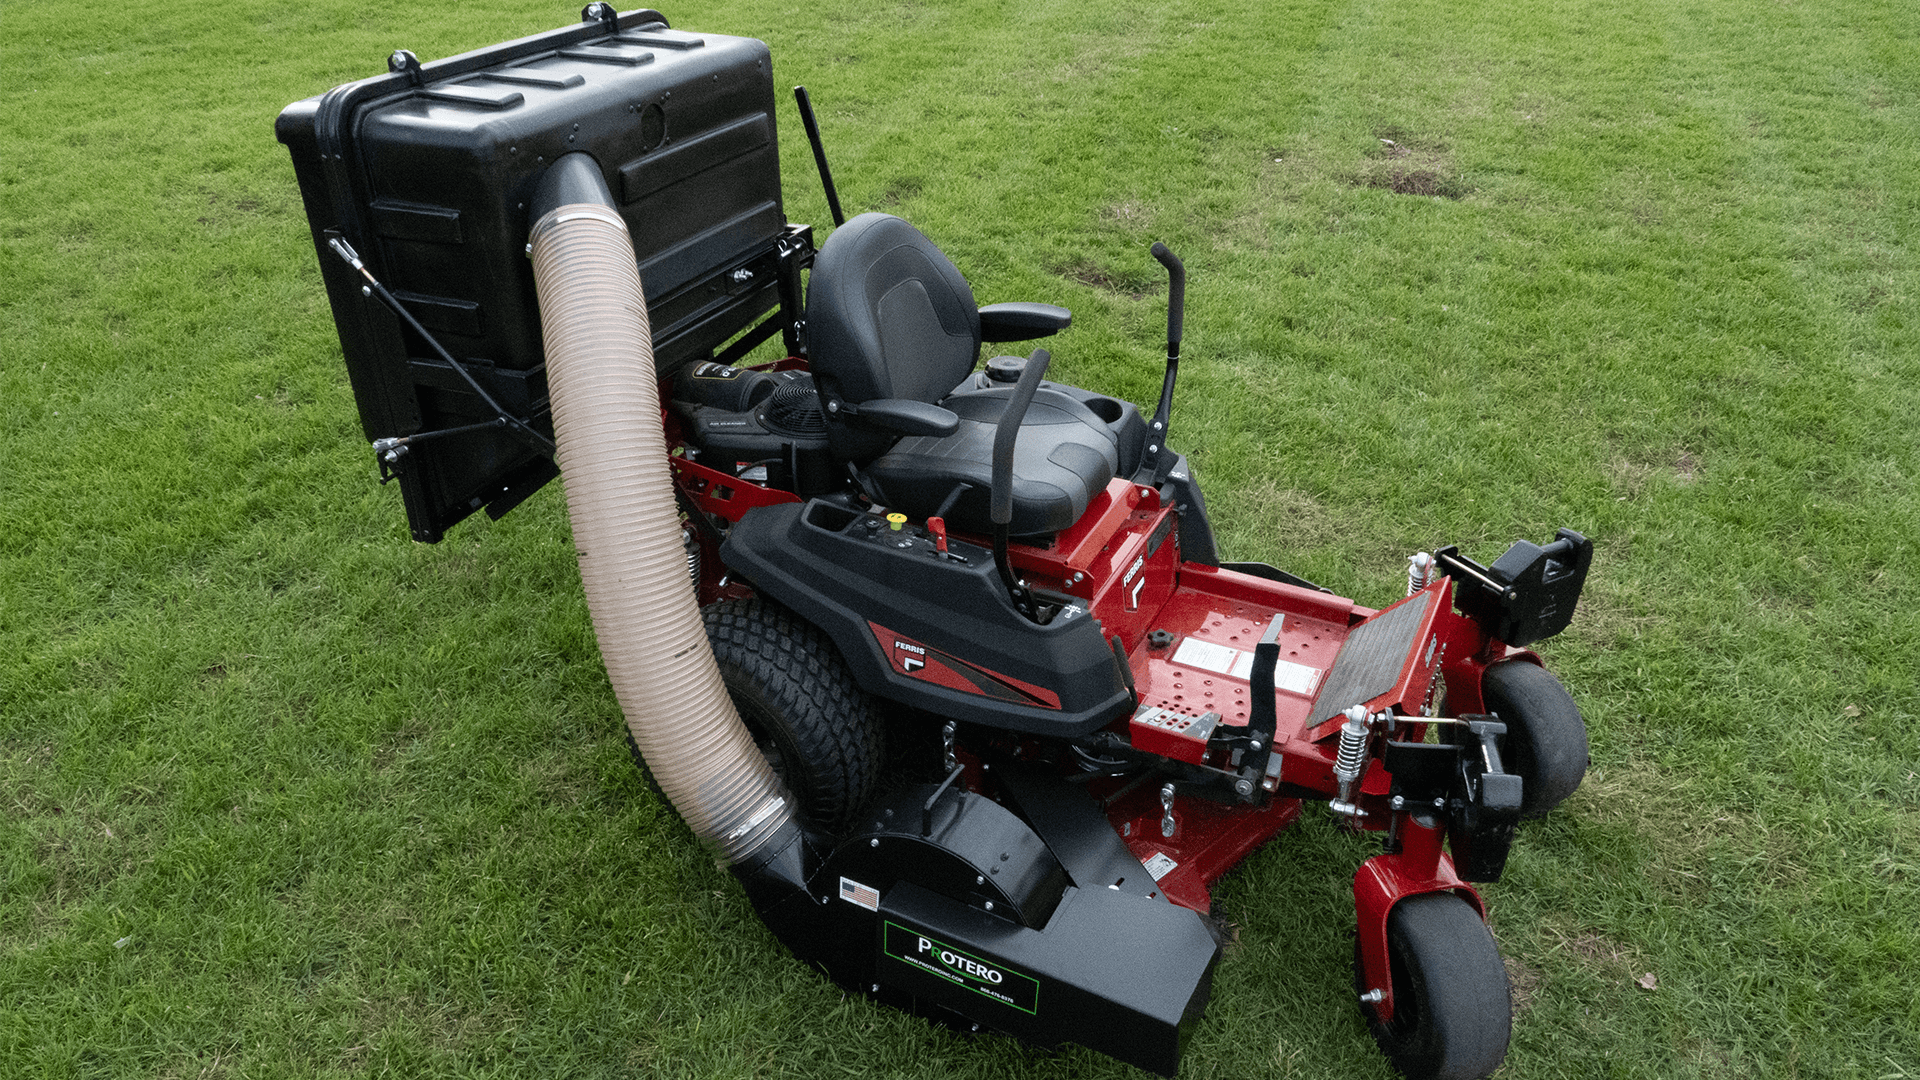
[3, 0, 1916, 1076]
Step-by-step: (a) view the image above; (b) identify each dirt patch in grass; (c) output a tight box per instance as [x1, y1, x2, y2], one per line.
[1504, 952, 1545, 1017]
[1577, 758, 1806, 898]
[1566, 583, 1658, 651]
[1849, 284, 1888, 313]
[1542, 924, 1648, 987]
[1054, 262, 1158, 299]
[1226, 480, 1344, 553]
[372, 721, 432, 774]
[875, 176, 923, 208]
[1604, 446, 1701, 497]
[1351, 128, 1470, 200]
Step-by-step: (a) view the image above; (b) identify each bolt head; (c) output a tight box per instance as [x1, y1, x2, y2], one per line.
[869, 838, 879, 847]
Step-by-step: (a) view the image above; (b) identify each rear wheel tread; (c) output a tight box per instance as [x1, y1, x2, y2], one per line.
[702, 597, 882, 833]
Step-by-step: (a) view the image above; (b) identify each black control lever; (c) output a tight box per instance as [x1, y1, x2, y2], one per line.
[1147, 242, 1184, 485]
[990, 348, 1052, 622]
[1240, 613, 1284, 795]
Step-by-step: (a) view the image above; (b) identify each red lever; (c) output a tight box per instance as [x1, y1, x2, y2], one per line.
[926, 516, 949, 554]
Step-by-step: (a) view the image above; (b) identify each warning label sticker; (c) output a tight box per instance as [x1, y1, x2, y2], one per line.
[1173, 637, 1321, 696]
[1171, 637, 1237, 675]
[883, 922, 1039, 1014]
[1142, 851, 1179, 881]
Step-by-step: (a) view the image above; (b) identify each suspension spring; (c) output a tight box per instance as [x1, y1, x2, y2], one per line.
[682, 525, 701, 583]
[1330, 705, 1373, 818]
[1406, 551, 1435, 596]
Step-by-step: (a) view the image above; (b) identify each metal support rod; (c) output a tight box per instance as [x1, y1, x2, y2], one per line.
[793, 86, 845, 227]
[327, 238, 554, 454]
[923, 762, 965, 836]
[371, 417, 512, 453]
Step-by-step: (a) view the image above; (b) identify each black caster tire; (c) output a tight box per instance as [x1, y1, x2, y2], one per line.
[702, 597, 882, 834]
[1481, 660, 1588, 819]
[1359, 892, 1512, 1080]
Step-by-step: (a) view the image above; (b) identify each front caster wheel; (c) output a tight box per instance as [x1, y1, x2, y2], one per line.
[1481, 660, 1588, 819]
[1358, 892, 1512, 1080]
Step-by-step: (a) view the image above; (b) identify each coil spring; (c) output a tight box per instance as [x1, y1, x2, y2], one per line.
[1334, 720, 1370, 782]
[682, 525, 701, 583]
[1406, 551, 1435, 596]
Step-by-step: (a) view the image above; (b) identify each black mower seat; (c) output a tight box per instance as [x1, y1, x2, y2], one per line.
[864, 386, 1120, 536]
[806, 212, 1115, 535]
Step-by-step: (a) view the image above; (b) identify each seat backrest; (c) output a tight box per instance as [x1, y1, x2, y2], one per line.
[806, 214, 981, 460]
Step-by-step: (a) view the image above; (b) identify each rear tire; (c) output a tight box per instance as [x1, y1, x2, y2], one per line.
[1359, 892, 1512, 1080]
[1481, 661, 1587, 819]
[702, 597, 882, 834]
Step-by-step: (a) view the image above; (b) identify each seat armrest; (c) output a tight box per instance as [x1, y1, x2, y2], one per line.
[979, 302, 1073, 342]
[841, 398, 961, 437]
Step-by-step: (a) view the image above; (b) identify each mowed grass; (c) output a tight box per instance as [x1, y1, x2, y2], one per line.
[3, 0, 1916, 1076]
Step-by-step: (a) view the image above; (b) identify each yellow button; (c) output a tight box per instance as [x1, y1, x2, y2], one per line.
[886, 513, 907, 532]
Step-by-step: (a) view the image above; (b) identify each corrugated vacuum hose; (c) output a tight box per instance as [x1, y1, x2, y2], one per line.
[526, 153, 792, 866]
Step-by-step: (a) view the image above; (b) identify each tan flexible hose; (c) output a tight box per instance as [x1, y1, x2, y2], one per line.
[529, 199, 792, 865]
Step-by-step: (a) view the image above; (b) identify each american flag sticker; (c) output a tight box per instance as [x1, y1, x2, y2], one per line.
[840, 875, 880, 912]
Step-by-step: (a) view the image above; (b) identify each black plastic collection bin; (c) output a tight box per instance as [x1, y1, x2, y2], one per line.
[278, 7, 810, 541]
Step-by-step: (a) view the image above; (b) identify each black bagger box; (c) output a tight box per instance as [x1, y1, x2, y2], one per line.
[277, 7, 810, 541]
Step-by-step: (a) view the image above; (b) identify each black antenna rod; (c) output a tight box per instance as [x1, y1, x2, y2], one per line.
[793, 86, 846, 226]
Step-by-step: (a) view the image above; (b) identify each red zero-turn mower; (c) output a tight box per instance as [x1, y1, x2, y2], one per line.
[279, 8, 1594, 1078]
